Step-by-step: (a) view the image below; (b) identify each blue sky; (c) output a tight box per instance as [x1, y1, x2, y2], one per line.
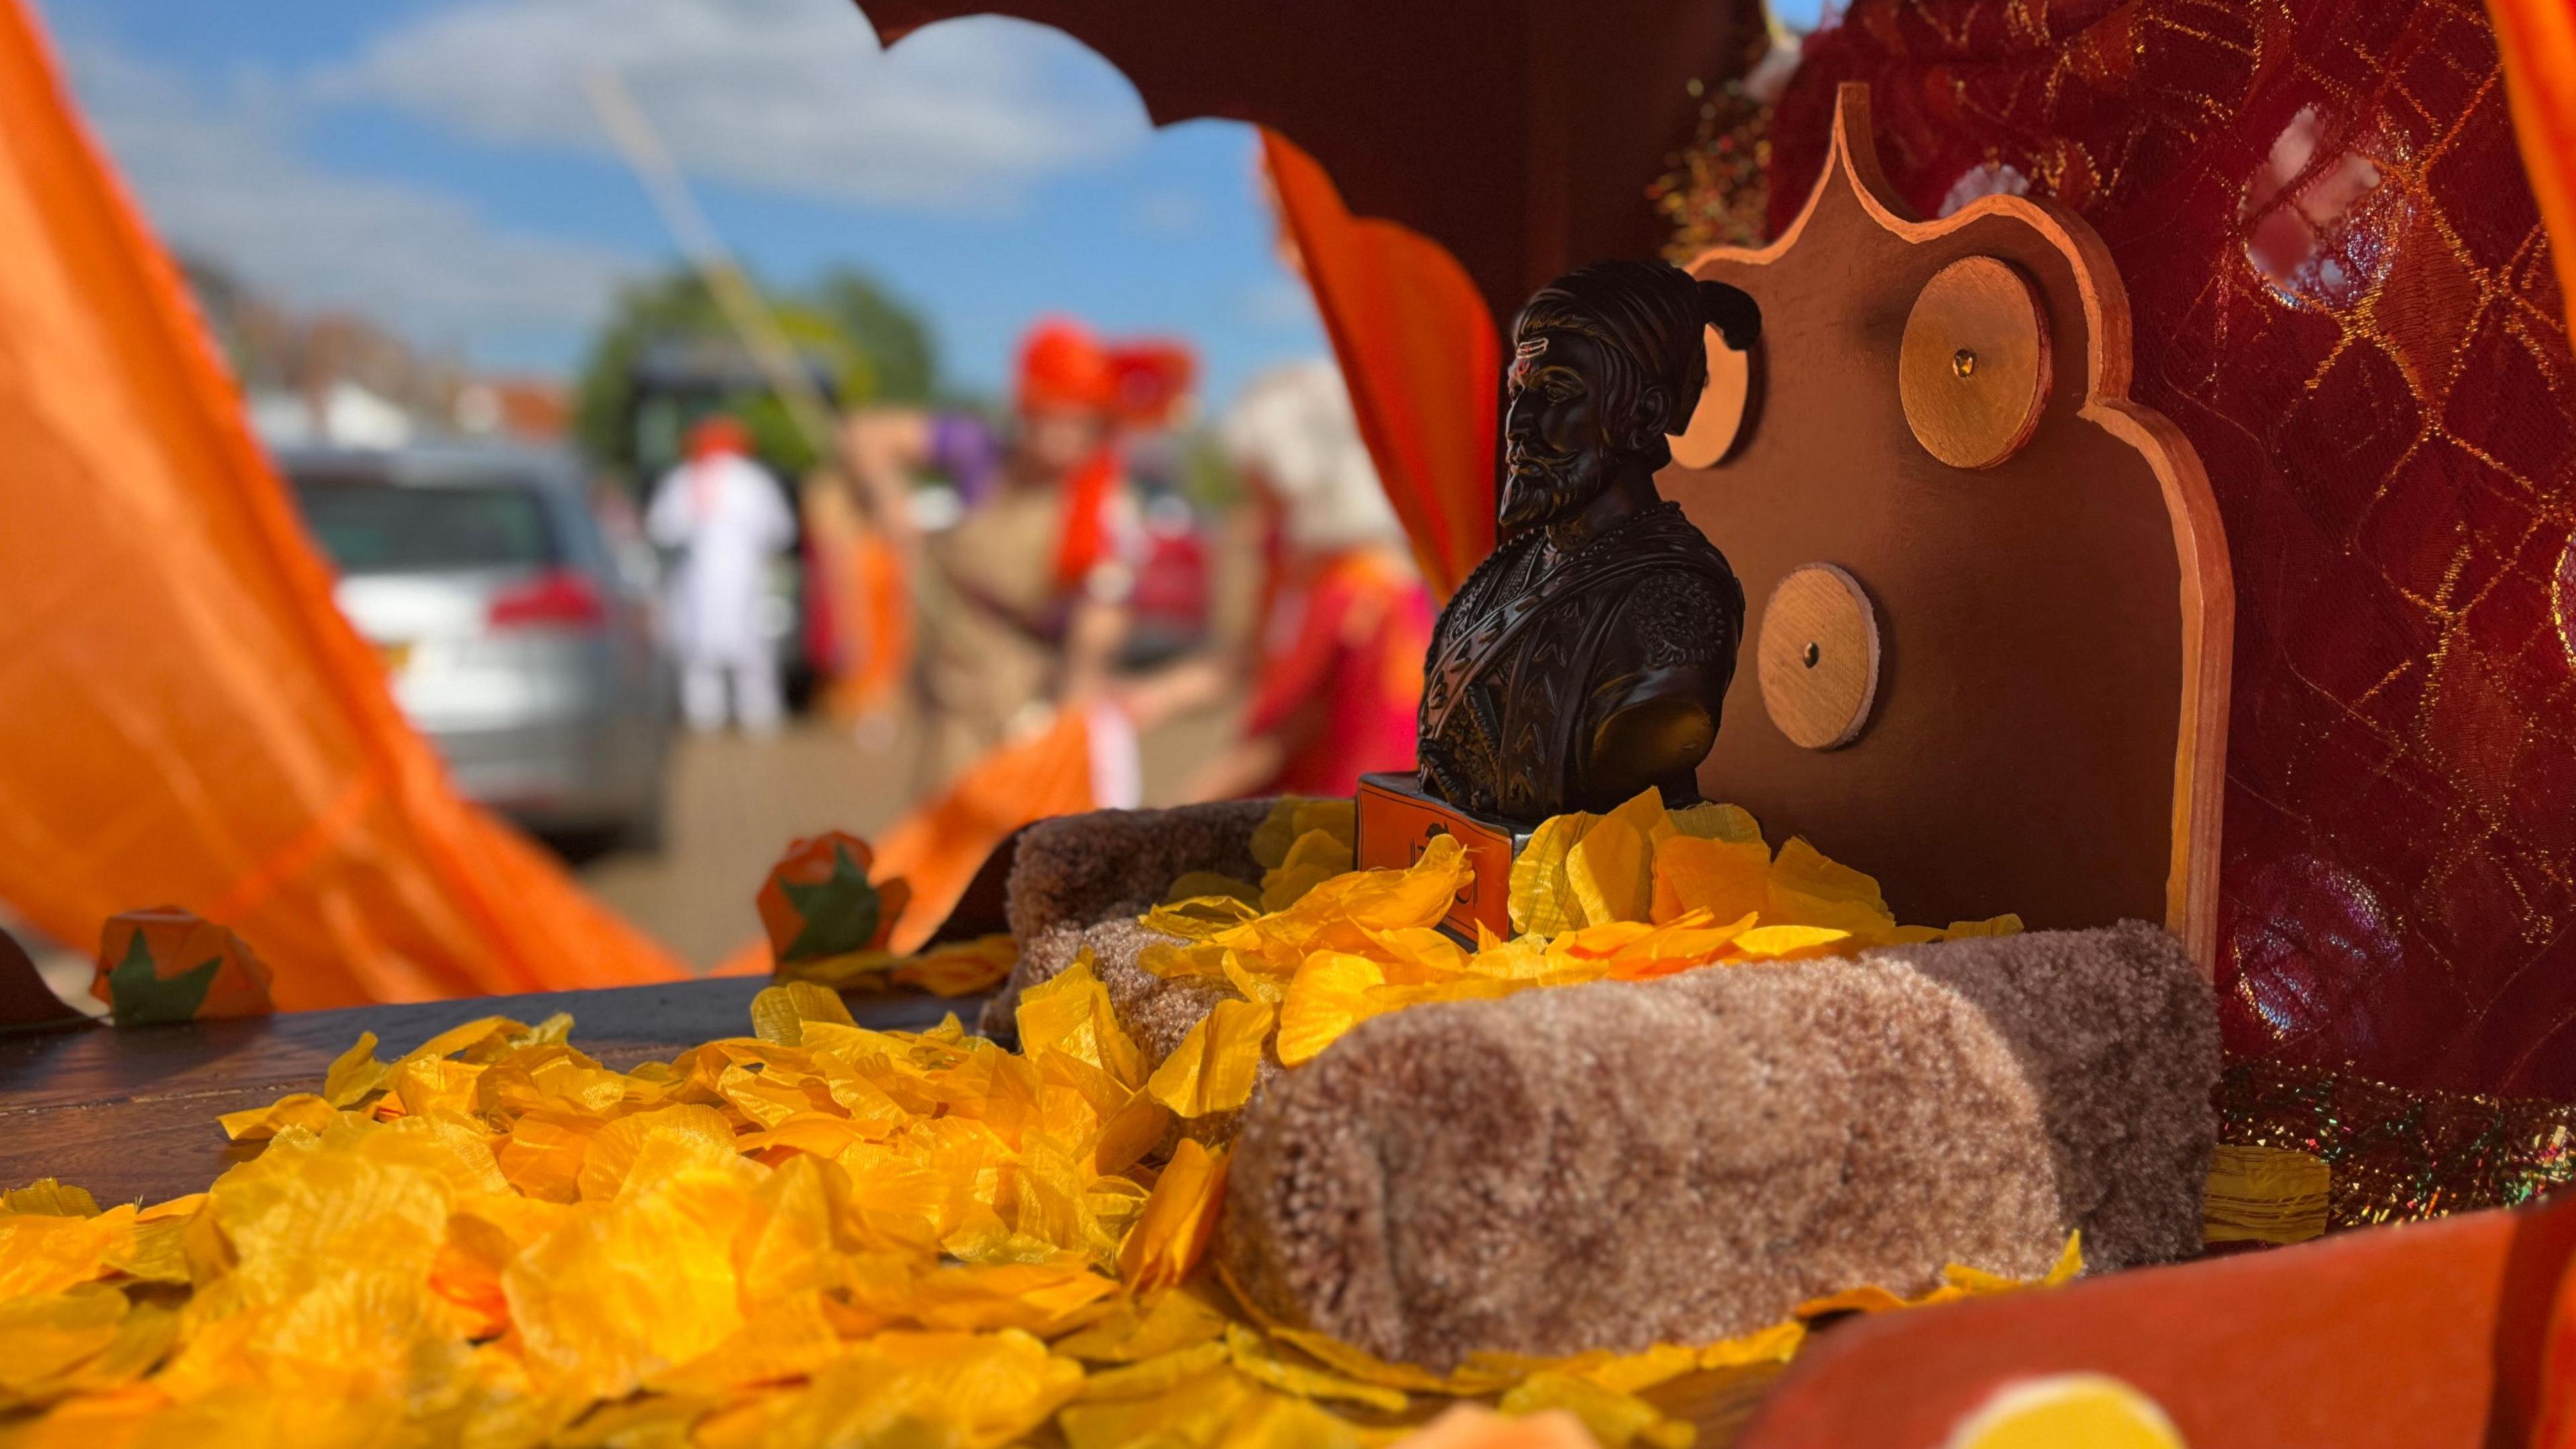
[31, 0, 1332, 411]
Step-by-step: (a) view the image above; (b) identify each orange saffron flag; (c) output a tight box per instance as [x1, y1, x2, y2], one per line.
[1260, 129, 1499, 602]
[0, 0, 681, 1004]
[2491, 0, 2576, 334]
[871, 707, 1102, 953]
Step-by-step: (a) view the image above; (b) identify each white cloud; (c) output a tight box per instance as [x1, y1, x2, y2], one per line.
[315, 0, 1153, 212]
[62, 38, 641, 359]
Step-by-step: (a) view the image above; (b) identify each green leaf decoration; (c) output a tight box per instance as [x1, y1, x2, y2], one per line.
[107, 932, 221, 1025]
[775, 841, 884, 963]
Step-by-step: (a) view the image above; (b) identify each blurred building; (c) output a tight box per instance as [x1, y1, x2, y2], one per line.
[181, 255, 570, 449]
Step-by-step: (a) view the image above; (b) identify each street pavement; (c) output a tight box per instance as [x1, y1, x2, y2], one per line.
[576, 704, 1230, 969]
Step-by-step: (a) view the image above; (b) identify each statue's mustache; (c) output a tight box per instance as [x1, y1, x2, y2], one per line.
[1499, 444, 1591, 528]
[1505, 437, 1578, 480]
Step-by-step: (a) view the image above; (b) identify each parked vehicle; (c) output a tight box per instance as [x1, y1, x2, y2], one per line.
[280, 444, 676, 850]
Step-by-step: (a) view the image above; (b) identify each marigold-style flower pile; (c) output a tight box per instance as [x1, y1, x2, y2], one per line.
[0, 794, 2061, 1448]
[1134, 790, 2021, 1102]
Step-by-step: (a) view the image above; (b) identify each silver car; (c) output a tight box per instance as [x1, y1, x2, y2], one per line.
[281, 445, 675, 850]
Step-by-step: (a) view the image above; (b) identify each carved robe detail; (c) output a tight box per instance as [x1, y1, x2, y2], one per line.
[1417, 500, 1743, 820]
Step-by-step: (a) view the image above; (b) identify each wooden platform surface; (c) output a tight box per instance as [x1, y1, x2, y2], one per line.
[0, 979, 970, 1205]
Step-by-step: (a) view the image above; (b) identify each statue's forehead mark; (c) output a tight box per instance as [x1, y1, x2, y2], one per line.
[1509, 335, 1550, 386]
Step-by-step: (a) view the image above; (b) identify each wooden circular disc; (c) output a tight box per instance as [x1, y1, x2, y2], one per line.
[1899, 256, 2050, 470]
[1667, 325, 1750, 468]
[1757, 564, 1880, 751]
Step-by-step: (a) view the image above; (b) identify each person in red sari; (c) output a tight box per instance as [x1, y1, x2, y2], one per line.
[1128, 360, 1432, 800]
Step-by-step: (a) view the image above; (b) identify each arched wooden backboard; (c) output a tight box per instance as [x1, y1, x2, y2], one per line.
[1664, 84, 2231, 969]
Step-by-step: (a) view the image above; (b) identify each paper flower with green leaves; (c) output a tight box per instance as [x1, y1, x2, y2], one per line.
[756, 831, 911, 966]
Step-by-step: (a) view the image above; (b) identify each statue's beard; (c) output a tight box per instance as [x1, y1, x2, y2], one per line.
[1497, 445, 1603, 533]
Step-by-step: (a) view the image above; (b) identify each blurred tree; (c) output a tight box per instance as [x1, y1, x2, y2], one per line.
[574, 267, 937, 481]
[814, 268, 937, 406]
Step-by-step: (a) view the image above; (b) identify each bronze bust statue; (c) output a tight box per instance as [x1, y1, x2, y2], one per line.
[1417, 260, 1758, 823]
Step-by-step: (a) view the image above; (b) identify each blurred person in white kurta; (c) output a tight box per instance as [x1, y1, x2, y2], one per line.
[646, 415, 796, 734]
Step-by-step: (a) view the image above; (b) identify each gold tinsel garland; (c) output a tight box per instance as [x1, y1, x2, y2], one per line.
[2217, 1057, 2576, 1231]
[1649, 76, 1774, 261]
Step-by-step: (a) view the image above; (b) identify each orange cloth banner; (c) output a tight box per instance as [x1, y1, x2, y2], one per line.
[0, 0, 682, 1006]
[1260, 130, 1499, 602]
[2492, 0, 2576, 335]
[872, 708, 1097, 953]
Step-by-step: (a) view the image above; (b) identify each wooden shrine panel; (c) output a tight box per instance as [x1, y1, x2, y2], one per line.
[1663, 85, 2231, 967]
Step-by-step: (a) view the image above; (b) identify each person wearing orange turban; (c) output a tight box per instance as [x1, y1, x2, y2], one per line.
[843, 317, 1195, 788]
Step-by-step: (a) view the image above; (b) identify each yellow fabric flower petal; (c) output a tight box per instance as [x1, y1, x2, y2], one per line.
[1144, 894, 1265, 941]
[1224, 1322, 1409, 1412]
[1649, 835, 1771, 928]
[750, 981, 855, 1047]
[1765, 836, 1898, 943]
[215, 1093, 338, 1143]
[0, 1286, 126, 1396]
[1566, 816, 1653, 927]
[1265, 1326, 1519, 1396]
[1250, 796, 1354, 871]
[1725, 924, 1856, 962]
[574, 1104, 739, 1203]
[1276, 952, 1387, 1067]
[1509, 810, 1601, 936]
[1076, 1339, 1230, 1400]
[1053, 1286, 1232, 1362]
[1499, 1369, 1696, 1449]
[321, 1032, 389, 1108]
[694, 1329, 1083, 1449]
[1118, 1140, 1227, 1294]
[1239, 833, 1469, 965]
[1058, 1361, 1256, 1449]
[506, 1163, 762, 1401]
[1, 1181, 101, 1218]
[1368, 926, 1470, 983]
[893, 933, 1020, 997]
[1016, 955, 1147, 1090]
[1260, 821, 1359, 912]
[1667, 801, 1762, 844]
[1604, 912, 1759, 981]
[1145, 999, 1274, 1118]
[1258, 861, 1343, 914]
[1162, 872, 1263, 907]
[1945, 914, 2026, 939]
[1222, 951, 1289, 1005]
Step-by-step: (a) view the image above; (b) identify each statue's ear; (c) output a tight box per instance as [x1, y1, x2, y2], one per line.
[1631, 384, 1672, 449]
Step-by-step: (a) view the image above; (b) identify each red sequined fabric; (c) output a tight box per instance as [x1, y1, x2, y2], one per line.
[1775, 0, 2576, 1097]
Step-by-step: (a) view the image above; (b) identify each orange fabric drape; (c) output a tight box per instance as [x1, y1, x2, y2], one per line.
[871, 708, 1097, 953]
[2491, 0, 2576, 335]
[0, 0, 682, 1006]
[1260, 129, 1499, 602]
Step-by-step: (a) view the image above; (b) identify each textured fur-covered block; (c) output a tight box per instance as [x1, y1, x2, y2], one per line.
[983, 799, 1269, 1047]
[987, 803, 2220, 1371]
[1218, 921, 2218, 1368]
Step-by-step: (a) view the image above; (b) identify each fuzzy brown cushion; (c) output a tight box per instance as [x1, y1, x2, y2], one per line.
[981, 799, 1271, 1044]
[1218, 921, 2218, 1369]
